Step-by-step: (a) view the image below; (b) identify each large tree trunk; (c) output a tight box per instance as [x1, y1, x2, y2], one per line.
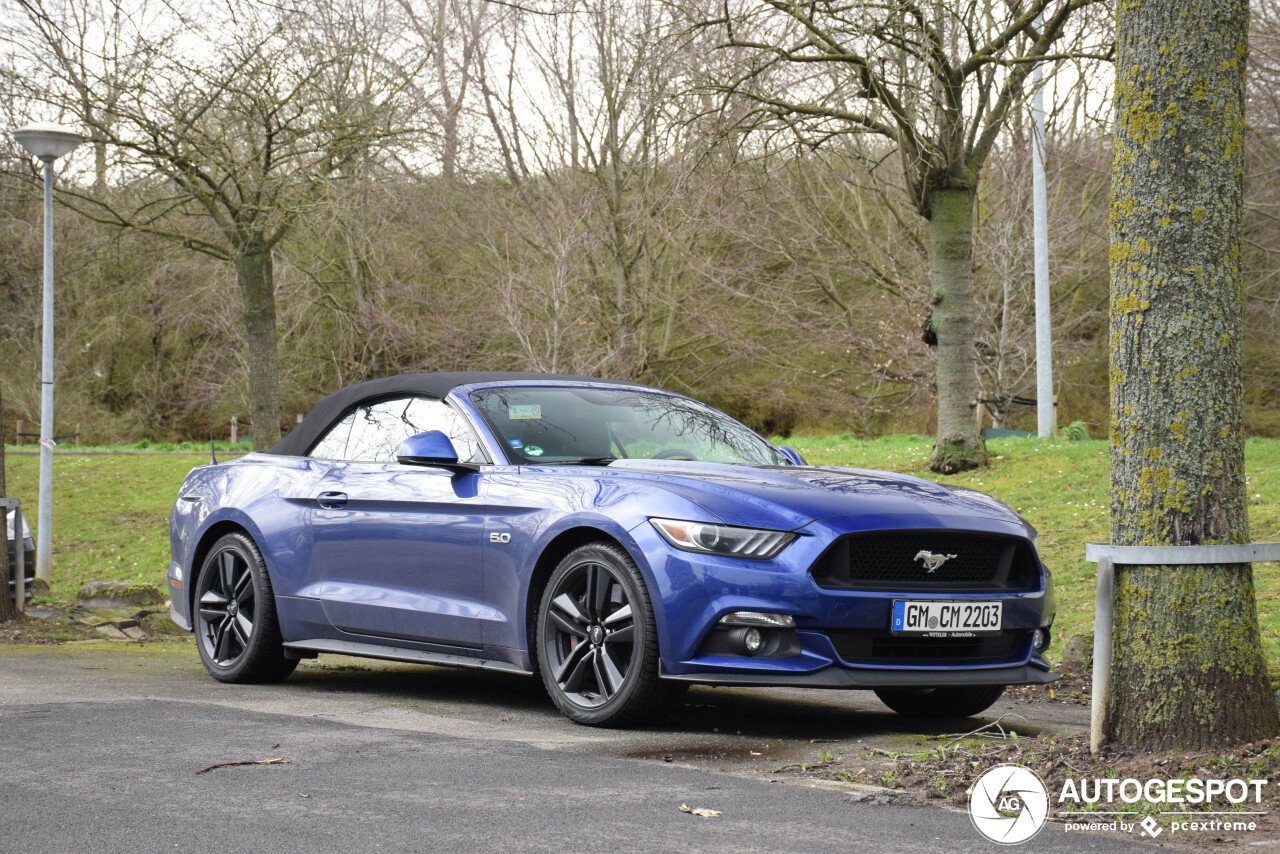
[0, 386, 10, 623]
[1, 387, 6, 496]
[1108, 0, 1277, 749]
[0, 515, 9, 622]
[927, 186, 986, 474]
[235, 241, 282, 450]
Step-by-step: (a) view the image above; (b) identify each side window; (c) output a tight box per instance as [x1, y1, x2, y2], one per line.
[343, 396, 486, 464]
[307, 411, 356, 459]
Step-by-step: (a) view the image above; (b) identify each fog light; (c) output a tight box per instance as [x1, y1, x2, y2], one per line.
[744, 627, 764, 653]
[1033, 628, 1051, 653]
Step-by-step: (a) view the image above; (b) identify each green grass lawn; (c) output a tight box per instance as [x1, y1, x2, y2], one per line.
[5, 451, 214, 602]
[6, 436, 1279, 668]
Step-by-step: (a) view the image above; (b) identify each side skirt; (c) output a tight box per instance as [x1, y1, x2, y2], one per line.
[283, 638, 533, 676]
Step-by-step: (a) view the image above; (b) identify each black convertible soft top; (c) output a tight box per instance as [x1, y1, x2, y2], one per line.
[266, 371, 647, 457]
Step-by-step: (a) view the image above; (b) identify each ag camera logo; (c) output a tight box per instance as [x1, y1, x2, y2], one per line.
[969, 764, 1050, 844]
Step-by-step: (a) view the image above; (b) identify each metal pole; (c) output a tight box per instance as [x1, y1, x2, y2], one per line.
[1089, 555, 1113, 753]
[1082, 541, 1280, 753]
[1032, 34, 1054, 439]
[35, 158, 54, 583]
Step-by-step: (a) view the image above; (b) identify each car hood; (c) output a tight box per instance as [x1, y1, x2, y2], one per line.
[600, 460, 1032, 535]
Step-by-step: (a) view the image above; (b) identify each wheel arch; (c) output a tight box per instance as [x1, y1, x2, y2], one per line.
[524, 526, 644, 671]
[187, 520, 254, 618]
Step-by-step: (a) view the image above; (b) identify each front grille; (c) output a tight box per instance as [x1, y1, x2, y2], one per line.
[827, 629, 1031, 665]
[810, 531, 1039, 592]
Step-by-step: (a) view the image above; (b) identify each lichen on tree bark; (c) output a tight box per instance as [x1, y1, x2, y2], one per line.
[1108, 0, 1278, 749]
[0, 386, 9, 623]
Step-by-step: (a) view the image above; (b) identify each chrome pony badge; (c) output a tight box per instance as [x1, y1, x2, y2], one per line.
[914, 550, 958, 572]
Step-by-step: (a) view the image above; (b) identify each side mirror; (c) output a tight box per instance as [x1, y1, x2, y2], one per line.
[776, 445, 807, 466]
[396, 431, 478, 474]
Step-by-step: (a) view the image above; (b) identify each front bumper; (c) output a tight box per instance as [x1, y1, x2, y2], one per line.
[634, 513, 1056, 688]
[168, 559, 192, 631]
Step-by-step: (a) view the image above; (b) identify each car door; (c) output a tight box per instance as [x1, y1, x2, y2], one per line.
[307, 395, 493, 648]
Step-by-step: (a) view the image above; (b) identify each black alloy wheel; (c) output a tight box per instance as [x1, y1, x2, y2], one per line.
[537, 542, 672, 725]
[194, 532, 297, 683]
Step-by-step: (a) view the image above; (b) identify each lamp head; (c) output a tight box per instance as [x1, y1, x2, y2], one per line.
[14, 123, 83, 162]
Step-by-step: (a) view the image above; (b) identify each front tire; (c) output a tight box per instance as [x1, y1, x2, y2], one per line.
[194, 532, 297, 684]
[873, 685, 1005, 718]
[536, 542, 671, 726]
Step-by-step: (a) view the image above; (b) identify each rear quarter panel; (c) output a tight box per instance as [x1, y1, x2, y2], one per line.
[170, 455, 333, 622]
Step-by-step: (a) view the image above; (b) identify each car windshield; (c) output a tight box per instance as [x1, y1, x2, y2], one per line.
[469, 386, 788, 466]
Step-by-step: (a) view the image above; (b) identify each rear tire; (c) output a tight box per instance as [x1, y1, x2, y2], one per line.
[873, 685, 1005, 718]
[194, 532, 297, 684]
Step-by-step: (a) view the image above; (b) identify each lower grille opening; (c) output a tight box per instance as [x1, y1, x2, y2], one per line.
[826, 629, 1032, 665]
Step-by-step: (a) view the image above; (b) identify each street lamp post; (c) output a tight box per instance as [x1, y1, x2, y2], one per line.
[1031, 23, 1054, 439]
[13, 123, 82, 585]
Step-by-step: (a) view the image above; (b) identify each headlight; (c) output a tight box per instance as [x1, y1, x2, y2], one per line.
[649, 518, 795, 559]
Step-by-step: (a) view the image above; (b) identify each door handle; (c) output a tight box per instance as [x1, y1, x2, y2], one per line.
[317, 491, 348, 509]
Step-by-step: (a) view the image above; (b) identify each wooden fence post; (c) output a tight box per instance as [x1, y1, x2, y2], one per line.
[230, 416, 238, 445]
[15, 420, 23, 446]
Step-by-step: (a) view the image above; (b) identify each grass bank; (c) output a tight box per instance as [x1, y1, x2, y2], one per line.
[5, 436, 1278, 667]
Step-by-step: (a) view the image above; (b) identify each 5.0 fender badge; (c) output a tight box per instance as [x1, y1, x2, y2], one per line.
[914, 550, 958, 572]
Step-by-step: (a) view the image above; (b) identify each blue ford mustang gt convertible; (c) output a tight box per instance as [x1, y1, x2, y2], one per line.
[169, 372, 1056, 725]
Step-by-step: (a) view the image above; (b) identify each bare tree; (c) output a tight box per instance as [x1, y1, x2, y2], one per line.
[473, 0, 710, 379]
[688, 0, 1109, 471]
[6, 0, 428, 447]
[395, 0, 491, 180]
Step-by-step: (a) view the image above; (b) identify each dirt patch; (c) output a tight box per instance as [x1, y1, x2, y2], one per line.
[1, 608, 101, 644]
[0, 602, 185, 645]
[1008, 661, 1093, 706]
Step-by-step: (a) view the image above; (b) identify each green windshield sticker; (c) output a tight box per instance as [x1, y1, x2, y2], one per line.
[509, 404, 542, 420]
[525, 445, 544, 457]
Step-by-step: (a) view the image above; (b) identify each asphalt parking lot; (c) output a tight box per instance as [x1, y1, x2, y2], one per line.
[0, 640, 1158, 853]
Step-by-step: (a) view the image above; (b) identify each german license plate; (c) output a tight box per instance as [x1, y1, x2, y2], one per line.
[891, 600, 1002, 636]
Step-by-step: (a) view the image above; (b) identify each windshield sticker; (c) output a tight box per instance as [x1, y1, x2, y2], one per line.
[525, 445, 544, 457]
[508, 438, 524, 448]
[509, 404, 542, 420]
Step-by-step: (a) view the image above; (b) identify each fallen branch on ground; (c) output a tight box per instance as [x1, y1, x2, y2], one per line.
[934, 714, 1027, 752]
[195, 757, 287, 775]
